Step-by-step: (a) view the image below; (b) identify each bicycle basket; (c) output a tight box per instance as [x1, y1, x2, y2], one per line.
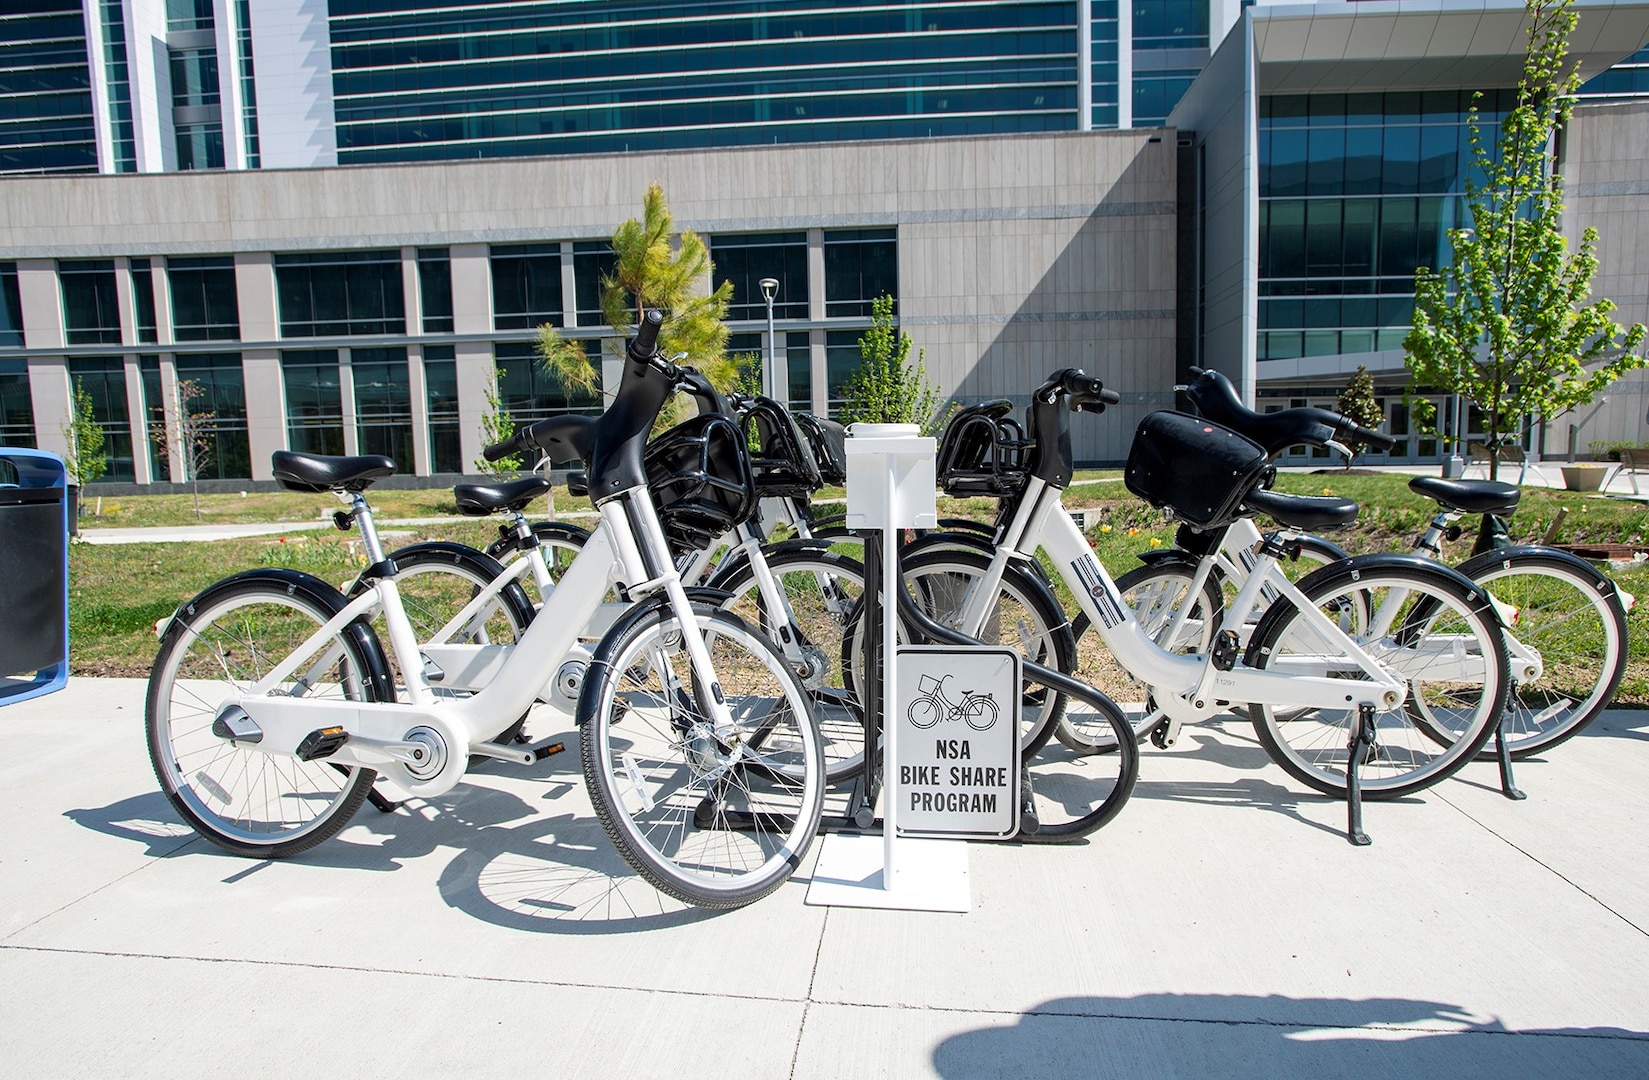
[740, 396, 823, 498]
[935, 400, 1030, 497]
[793, 413, 847, 485]
[1123, 411, 1273, 529]
[643, 413, 757, 553]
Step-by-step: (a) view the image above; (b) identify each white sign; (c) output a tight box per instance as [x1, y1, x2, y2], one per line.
[894, 646, 1020, 840]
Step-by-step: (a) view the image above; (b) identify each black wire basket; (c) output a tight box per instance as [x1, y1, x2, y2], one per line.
[792, 412, 848, 486]
[644, 413, 757, 553]
[740, 396, 823, 499]
[935, 400, 1031, 497]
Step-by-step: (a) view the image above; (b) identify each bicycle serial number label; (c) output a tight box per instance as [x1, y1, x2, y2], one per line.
[895, 646, 1021, 839]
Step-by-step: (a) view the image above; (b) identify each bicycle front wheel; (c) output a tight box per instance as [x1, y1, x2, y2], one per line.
[1248, 558, 1510, 800]
[1455, 548, 1628, 759]
[901, 547, 1075, 758]
[580, 603, 825, 909]
[715, 546, 869, 783]
[147, 573, 386, 858]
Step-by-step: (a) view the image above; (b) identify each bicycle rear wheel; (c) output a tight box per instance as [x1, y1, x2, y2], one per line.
[147, 573, 388, 858]
[1454, 548, 1627, 759]
[1248, 558, 1510, 800]
[580, 602, 824, 909]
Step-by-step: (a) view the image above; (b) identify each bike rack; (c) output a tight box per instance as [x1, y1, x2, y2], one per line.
[805, 424, 975, 912]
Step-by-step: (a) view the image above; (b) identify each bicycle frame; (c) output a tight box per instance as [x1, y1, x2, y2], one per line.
[205, 489, 737, 802]
[935, 476, 1406, 728]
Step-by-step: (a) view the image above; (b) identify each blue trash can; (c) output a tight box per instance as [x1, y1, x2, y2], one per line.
[0, 448, 69, 705]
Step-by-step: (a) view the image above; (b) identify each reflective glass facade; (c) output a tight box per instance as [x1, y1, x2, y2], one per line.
[168, 256, 240, 341]
[328, 0, 1081, 163]
[98, 0, 135, 172]
[416, 248, 452, 333]
[276, 250, 406, 336]
[1257, 91, 1511, 363]
[173, 352, 250, 480]
[352, 346, 414, 471]
[60, 259, 121, 345]
[823, 229, 898, 318]
[712, 233, 808, 322]
[728, 329, 810, 413]
[67, 358, 133, 481]
[1581, 45, 1649, 102]
[423, 345, 461, 473]
[0, 358, 33, 447]
[0, 263, 22, 348]
[494, 341, 601, 421]
[490, 244, 562, 330]
[0, 1, 97, 174]
[130, 258, 158, 343]
[282, 349, 344, 455]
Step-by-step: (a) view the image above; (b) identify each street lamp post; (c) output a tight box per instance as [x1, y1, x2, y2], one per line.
[759, 277, 779, 401]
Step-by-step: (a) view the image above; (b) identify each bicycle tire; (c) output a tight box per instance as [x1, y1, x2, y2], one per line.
[578, 600, 824, 909]
[1246, 555, 1510, 800]
[484, 520, 590, 605]
[714, 546, 871, 784]
[1453, 546, 1628, 759]
[898, 546, 1074, 758]
[146, 570, 392, 858]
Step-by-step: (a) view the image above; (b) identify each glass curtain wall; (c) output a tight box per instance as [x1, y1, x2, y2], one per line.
[491, 245, 563, 329]
[276, 251, 406, 336]
[66, 358, 133, 481]
[130, 259, 158, 343]
[168, 257, 240, 340]
[494, 342, 601, 424]
[572, 242, 618, 325]
[139, 355, 164, 477]
[0, 360, 34, 447]
[823, 229, 898, 317]
[328, 0, 1081, 164]
[173, 353, 250, 479]
[1257, 91, 1511, 364]
[423, 345, 461, 473]
[0, 264, 23, 347]
[713, 234, 808, 321]
[281, 350, 344, 455]
[59, 260, 121, 344]
[417, 248, 453, 333]
[0, 1, 97, 175]
[352, 347, 414, 471]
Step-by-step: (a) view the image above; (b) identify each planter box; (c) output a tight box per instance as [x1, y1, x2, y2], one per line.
[1561, 465, 1610, 492]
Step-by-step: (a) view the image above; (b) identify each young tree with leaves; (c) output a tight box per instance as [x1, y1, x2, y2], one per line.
[537, 183, 736, 431]
[838, 294, 945, 432]
[149, 378, 216, 519]
[1333, 365, 1384, 468]
[61, 377, 107, 487]
[1404, 0, 1646, 479]
[474, 367, 523, 475]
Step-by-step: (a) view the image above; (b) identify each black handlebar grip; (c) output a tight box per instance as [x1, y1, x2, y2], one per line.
[628, 308, 664, 361]
[1338, 417, 1397, 452]
[482, 430, 530, 462]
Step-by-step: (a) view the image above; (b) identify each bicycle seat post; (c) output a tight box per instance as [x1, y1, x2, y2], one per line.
[341, 491, 390, 569]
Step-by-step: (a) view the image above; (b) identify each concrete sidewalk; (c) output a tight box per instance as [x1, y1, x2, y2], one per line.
[3, 679, 1648, 1078]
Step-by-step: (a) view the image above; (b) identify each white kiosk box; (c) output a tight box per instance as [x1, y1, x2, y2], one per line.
[807, 424, 984, 912]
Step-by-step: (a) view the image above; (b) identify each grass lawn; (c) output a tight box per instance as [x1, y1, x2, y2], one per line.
[68, 470, 1649, 704]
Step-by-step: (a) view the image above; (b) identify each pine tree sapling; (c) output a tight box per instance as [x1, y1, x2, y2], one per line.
[1404, 0, 1647, 480]
[838, 295, 945, 432]
[537, 183, 736, 432]
[1333, 365, 1384, 466]
[62, 377, 107, 487]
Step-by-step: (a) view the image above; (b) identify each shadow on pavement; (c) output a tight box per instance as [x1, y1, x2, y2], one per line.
[932, 993, 1649, 1079]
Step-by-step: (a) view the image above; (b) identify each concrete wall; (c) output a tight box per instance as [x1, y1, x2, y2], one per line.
[1562, 102, 1649, 457]
[0, 132, 1178, 469]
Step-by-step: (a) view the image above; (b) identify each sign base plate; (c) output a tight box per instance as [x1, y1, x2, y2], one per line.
[804, 832, 970, 912]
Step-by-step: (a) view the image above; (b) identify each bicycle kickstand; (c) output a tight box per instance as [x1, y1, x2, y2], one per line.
[1494, 713, 1527, 801]
[1345, 703, 1375, 846]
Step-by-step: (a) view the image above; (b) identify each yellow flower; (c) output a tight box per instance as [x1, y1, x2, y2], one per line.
[1099, 524, 1113, 534]
[1127, 527, 1139, 536]
[1322, 487, 1336, 496]
[1149, 537, 1163, 548]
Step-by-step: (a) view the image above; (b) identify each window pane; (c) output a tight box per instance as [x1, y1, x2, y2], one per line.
[823, 229, 897, 318]
[67, 357, 133, 482]
[491, 244, 563, 330]
[173, 353, 249, 479]
[282, 349, 343, 455]
[60, 260, 121, 344]
[417, 249, 453, 333]
[711, 233, 809, 321]
[275, 250, 405, 336]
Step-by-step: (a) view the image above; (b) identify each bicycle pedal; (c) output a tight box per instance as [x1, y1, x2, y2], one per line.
[296, 726, 349, 761]
[533, 741, 566, 761]
[1211, 629, 1240, 672]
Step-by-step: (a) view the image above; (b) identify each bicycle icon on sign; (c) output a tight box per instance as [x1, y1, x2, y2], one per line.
[907, 673, 1000, 731]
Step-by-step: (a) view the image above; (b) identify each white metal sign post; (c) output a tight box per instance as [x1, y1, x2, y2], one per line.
[807, 424, 974, 912]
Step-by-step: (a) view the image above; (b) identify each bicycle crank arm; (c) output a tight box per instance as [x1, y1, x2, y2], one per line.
[217, 695, 472, 798]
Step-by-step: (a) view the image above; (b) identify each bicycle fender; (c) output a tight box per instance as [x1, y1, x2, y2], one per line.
[1453, 544, 1627, 610]
[160, 567, 396, 704]
[703, 538, 841, 592]
[1242, 552, 1500, 668]
[366, 540, 537, 629]
[1134, 548, 1190, 566]
[574, 588, 740, 726]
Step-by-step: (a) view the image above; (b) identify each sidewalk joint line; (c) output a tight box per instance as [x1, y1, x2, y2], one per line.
[789, 906, 830, 1080]
[0, 835, 202, 945]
